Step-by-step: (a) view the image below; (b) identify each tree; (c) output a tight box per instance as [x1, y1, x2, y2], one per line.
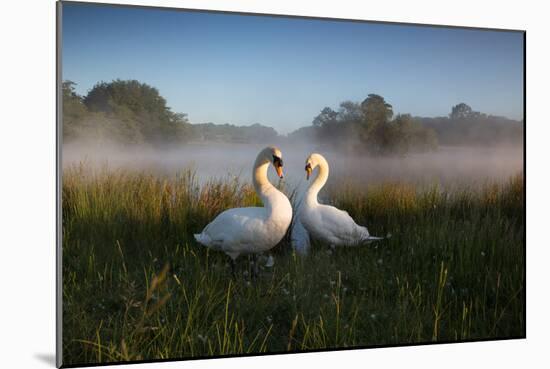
[360, 94, 393, 125]
[393, 114, 438, 154]
[338, 101, 363, 124]
[62, 81, 88, 140]
[83, 79, 192, 144]
[357, 94, 394, 154]
[450, 103, 473, 120]
[84, 80, 169, 116]
[312, 106, 357, 148]
[286, 126, 318, 144]
[308, 93, 438, 155]
[312, 107, 338, 127]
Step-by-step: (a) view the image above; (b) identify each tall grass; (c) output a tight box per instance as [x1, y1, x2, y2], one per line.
[62, 164, 525, 366]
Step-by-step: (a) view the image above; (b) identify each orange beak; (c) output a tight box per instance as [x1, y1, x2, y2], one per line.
[276, 165, 284, 178]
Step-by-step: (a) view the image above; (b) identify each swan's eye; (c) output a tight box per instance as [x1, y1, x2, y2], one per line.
[305, 163, 312, 180]
[272, 155, 283, 167]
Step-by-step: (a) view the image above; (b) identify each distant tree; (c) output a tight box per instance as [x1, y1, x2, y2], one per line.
[84, 80, 168, 116]
[286, 126, 319, 143]
[312, 106, 355, 148]
[357, 94, 394, 154]
[338, 101, 363, 124]
[418, 103, 523, 147]
[62, 80, 80, 101]
[83, 79, 192, 144]
[361, 94, 393, 125]
[309, 93, 439, 155]
[191, 122, 279, 143]
[244, 123, 278, 142]
[393, 114, 438, 154]
[62, 81, 88, 140]
[450, 103, 474, 120]
[312, 107, 338, 127]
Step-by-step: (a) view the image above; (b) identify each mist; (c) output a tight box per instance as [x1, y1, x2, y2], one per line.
[63, 140, 523, 194]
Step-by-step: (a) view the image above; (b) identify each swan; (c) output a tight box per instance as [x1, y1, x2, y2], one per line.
[291, 153, 382, 255]
[194, 146, 293, 274]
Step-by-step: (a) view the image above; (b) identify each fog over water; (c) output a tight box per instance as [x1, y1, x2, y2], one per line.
[63, 142, 524, 193]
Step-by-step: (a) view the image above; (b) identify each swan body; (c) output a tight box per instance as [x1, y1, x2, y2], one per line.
[194, 146, 292, 261]
[291, 153, 381, 255]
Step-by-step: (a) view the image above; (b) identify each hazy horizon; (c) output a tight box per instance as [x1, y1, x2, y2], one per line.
[62, 3, 524, 134]
[62, 141, 523, 191]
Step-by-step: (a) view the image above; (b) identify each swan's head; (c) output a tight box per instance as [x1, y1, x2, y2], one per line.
[304, 153, 326, 180]
[260, 146, 284, 178]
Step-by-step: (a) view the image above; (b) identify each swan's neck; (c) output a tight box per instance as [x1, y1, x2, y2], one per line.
[305, 159, 329, 206]
[253, 157, 283, 216]
[253, 160, 272, 196]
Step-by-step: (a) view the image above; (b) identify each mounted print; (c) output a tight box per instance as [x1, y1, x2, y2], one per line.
[57, 1, 525, 367]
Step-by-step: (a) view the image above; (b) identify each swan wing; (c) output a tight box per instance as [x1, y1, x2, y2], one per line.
[195, 207, 269, 255]
[304, 204, 370, 246]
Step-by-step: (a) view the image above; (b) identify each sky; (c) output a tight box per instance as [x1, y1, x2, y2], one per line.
[62, 2, 524, 134]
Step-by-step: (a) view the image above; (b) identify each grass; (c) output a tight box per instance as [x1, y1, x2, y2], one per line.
[62, 163, 525, 366]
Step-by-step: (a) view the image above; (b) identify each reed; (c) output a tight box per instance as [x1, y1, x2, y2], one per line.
[62, 165, 524, 366]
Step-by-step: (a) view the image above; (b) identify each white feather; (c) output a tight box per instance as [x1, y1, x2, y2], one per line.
[194, 147, 293, 260]
[294, 153, 383, 254]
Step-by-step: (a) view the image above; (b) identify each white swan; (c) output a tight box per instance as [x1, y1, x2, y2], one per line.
[194, 146, 293, 272]
[291, 153, 382, 255]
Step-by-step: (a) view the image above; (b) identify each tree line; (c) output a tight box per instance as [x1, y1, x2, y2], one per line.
[63, 79, 280, 146]
[63, 80, 193, 145]
[289, 95, 523, 155]
[299, 94, 438, 155]
[417, 103, 524, 146]
[63, 79, 523, 153]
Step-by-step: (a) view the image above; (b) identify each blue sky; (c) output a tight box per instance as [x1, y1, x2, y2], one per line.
[62, 2, 524, 134]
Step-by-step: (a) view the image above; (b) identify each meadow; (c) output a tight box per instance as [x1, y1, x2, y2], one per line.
[61, 163, 525, 366]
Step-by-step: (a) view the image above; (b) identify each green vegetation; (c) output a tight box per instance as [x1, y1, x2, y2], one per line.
[62, 165, 525, 366]
[193, 122, 278, 143]
[307, 94, 438, 155]
[63, 80, 193, 145]
[63, 80, 524, 154]
[63, 80, 278, 146]
[418, 103, 524, 146]
[305, 95, 523, 155]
